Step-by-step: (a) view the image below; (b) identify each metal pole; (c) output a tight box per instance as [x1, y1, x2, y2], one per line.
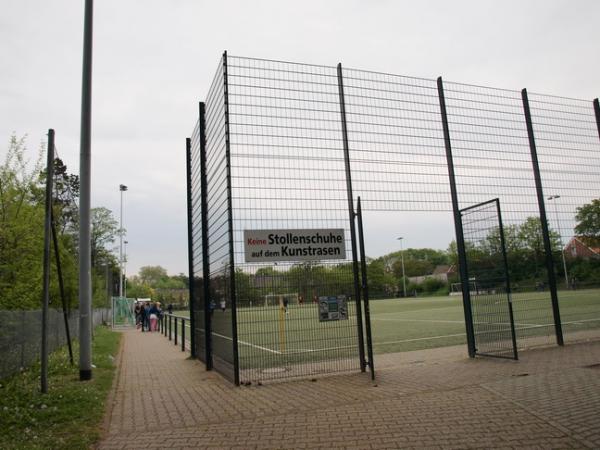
[437, 77, 476, 358]
[185, 137, 197, 358]
[548, 195, 569, 288]
[522, 88, 563, 346]
[223, 51, 240, 385]
[199, 102, 212, 369]
[594, 99, 600, 140]
[174, 318, 178, 346]
[79, 0, 94, 381]
[118, 184, 127, 297]
[337, 62, 367, 371]
[123, 240, 128, 298]
[41, 128, 55, 393]
[397, 237, 407, 297]
[51, 211, 74, 365]
[495, 199, 518, 360]
[357, 198, 375, 380]
[182, 318, 185, 351]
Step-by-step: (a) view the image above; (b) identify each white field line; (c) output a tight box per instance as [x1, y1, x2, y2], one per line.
[374, 317, 465, 324]
[375, 305, 462, 316]
[562, 317, 600, 324]
[211, 331, 282, 354]
[375, 333, 467, 346]
[374, 316, 600, 328]
[374, 317, 543, 328]
[184, 315, 600, 356]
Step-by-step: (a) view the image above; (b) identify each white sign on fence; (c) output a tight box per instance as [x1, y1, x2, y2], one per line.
[244, 229, 346, 263]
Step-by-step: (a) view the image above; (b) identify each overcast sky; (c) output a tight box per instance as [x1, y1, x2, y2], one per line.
[1, 0, 599, 276]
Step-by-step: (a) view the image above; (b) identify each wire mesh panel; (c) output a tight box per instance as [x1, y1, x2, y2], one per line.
[443, 82, 558, 348]
[528, 94, 600, 340]
[225, 56, 362, 382]
[460, 199, 517, 359]
[341, 68, 455, 262]
[189, 121, 207, 363]
[0, 309, 108, 381]
[203, 56, 237, 382]
[342, 69, 450, 212]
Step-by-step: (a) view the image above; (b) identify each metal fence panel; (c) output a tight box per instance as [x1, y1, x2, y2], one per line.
[528, 93, 600, 341]
[226, 56, 362, 382]
[203, 55, 237, 382]
[189, 121, 208, 363]
[0, 308, 109, 381]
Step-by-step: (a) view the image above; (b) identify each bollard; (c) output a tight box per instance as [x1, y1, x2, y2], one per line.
[174, 318, 178, 346]
[181, 318, 185, 351]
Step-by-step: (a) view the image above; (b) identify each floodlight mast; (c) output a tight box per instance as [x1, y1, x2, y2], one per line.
[124, 240, 128, 298]
[119, 184, 127, 298]
[78, 0, 93, 381]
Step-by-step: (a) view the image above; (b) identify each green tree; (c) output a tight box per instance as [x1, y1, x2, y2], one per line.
[575, 198, 600, 246]
[391, 248, 449, 278]
[0, 136, 45, 309]
[91, 207, 118, 268]
[126, 275, 154, 298]
[139, 265, 169, 285]
[366, 259, 396, 298]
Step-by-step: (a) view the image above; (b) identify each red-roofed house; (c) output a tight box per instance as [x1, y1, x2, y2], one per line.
[564, 236, 600, 260]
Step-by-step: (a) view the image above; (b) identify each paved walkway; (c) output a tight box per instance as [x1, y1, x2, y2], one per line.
[98, 329, 600, 449]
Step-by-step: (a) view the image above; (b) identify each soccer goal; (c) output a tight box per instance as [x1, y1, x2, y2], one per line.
[450, 279, 478, 296]
[264, 293, 299, 308]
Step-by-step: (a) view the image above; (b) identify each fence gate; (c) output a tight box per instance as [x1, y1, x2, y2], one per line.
[460, 199, 518, 359]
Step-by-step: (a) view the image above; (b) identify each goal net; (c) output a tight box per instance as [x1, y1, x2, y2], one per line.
[450, 280, 478, 296]
[264, 293, 298, 308]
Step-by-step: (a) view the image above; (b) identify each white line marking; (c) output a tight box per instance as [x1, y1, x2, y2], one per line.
[374, 317, 465, 324]
[212, 331, 282, 354]
[376, 333, 467, 345]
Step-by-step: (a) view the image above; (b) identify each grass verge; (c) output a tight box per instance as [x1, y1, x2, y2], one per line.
[0, 326, 121, 450]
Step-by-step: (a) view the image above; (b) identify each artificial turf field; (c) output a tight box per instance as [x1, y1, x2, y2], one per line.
[177, 288, 600, 367]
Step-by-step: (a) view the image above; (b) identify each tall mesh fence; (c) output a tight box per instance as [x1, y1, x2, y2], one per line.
[1, 308, 109, 380]
[528, 93, 600, 340]
[189, 54, 600, 383]
[226, 57, 361, 382]
[189, 120, 207, 364]
[442, 83, 558, 346]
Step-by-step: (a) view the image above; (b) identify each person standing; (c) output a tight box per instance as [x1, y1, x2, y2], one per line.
[143, 302, 151, 332]
[140, 303, 148, 332]
[134, 302, 142, 329]
[149, 302, 159, 332]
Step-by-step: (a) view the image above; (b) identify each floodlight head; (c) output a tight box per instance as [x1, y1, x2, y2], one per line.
[119, 184, 128, 191]
[547, 195, 560, 200]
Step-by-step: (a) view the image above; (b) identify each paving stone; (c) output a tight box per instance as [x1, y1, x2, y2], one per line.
[98, 329, 600, 449]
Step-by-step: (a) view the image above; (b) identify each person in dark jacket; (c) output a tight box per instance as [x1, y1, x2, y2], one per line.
[140, 303, 148, 332]
[149, 302, 160, 332]
[134, 303, 142, 329]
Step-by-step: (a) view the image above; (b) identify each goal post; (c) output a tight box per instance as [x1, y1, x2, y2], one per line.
[450, 280, 478, 296]
[264, 293, 299, 308]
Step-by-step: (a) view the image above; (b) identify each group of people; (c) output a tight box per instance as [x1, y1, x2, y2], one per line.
[134, 301, 163, 332]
